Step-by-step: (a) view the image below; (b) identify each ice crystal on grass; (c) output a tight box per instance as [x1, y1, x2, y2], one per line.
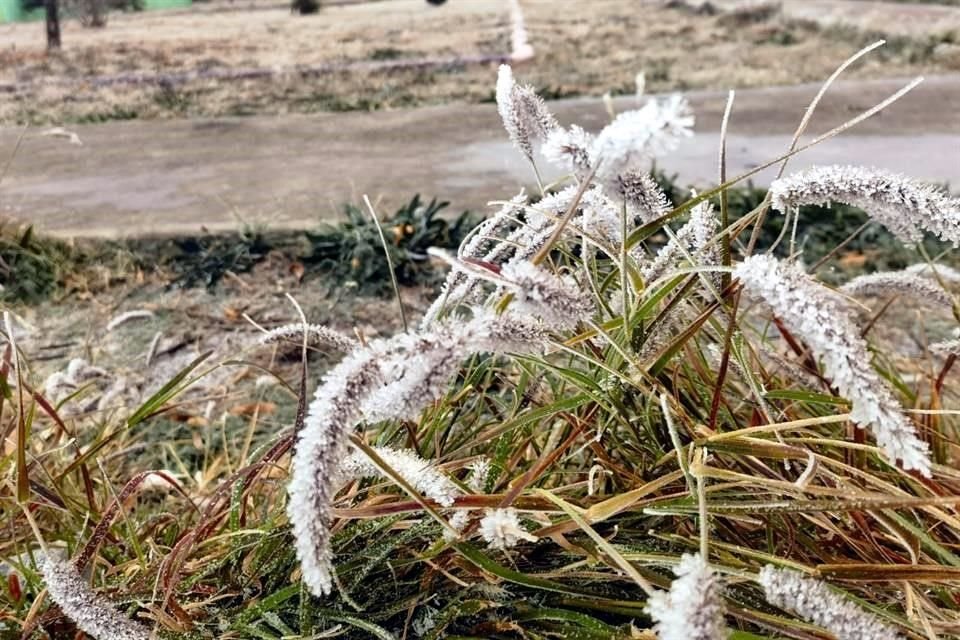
[770, 165, 960, 246]
[425, 189, 604, 327]
[643, 199, 718, 284]
[499, 262, 595, 330]
[445, 458, 493, 538]
[478, 508, 537, 549]
[931, 339, 960, 357]
[467, 457, 492, 492]
[256, 323, 356, 351]
[616, 170, 672, 223]
[735, 255, 931, 476]
[904, 262, 960, 284]
[342, 446, 459, 507]
[496, 65, 558, 163]
[289, 306, 556, 596]
[362, 310, 548, 422]
[423, 193, 529, 328]
[41, 557, 149, 640]
[287, 348, 384, 596]
[539, 92, 692, 203]
[590, 95, 693, 196]
[759, 566, 904, 640]
[458, 193, 528, 261]
[542, 185, 619, 246]
[840, 271, 954, 308]
[646, 554, 728, 640]
[542, 125, 595, 179]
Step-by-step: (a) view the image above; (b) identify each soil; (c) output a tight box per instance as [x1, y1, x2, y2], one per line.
[7, 251, 425, 466]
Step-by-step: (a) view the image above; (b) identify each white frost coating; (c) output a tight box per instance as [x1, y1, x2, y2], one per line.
[840, 271, 953, 308]
[770, 165, 960, 246]
[904, 262, 960, 283]
[287, 347, 383, 596]
[589, 95, 693, 195]
[423, 193, 528, 328]
[735, 255, 931, 476]
[257, 323, 356, 351]
[760, 566, 904, 640]
[930, 339, 960, 357]
[444, 458, 493, 539]
[615, 170, 672, 224]
[467, 458, 492, 492]
[361, 310, 547, 423]
[342, 446, 460, 507]
[478, 508, 537, 549]
[643, 198, 718, 284]
[496, 65, 558, 163]
[288, 309, 552, 596]
[498, 261, 595, 330]
[542, 125, 595, 179]
[41, 557, 149, 640]
[105, 310, 154, 332]
[646, 554, 728, 640]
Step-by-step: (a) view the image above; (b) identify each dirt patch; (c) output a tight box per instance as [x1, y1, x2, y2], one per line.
[2, 0, 959, 124]
[8, 249, 427, 459]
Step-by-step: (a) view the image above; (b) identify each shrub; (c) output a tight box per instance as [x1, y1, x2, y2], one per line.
[302, 194, 481, 293]
[7, 54, 960, 640]
[291, 0, 320, 15]
[162, 227, 272, 290]
[0, 223, 66, 304]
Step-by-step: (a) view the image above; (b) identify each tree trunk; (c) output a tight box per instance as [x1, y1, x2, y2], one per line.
[45, 0, 61, 51]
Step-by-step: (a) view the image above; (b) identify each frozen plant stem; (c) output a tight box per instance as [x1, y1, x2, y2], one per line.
[288, 303, 584, 596]
[718, 90, 734, 289]
[735, 255, 931, 476]
[760, 566, 904, 640]
[696, 454, 709, 559]
[364, 194, 408, 333]
[41, 557, 150, 640]
[770, 165, 960, 246]
[620, 200, 631, 343]
[661, 393, 695, 495]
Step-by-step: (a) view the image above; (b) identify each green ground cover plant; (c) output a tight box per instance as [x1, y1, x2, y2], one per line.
[6, 180, 953, 306]
[0, 195, 481, 304]
[0, 224, 71, 304]
[3, 45, 960, 640]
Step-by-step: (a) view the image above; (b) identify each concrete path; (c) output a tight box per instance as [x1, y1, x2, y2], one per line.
[711, 0, 960, 39]
[2, 74, 960, 237]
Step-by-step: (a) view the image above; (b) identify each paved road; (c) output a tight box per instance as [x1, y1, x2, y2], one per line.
[711, 0, 960, 38]
[2, 74, 959, 237]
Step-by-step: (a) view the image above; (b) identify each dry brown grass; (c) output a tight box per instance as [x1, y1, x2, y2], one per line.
[1, 0, 958, 124]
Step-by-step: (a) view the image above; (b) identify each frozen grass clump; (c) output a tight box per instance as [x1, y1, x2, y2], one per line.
[7, 54, 960, 640]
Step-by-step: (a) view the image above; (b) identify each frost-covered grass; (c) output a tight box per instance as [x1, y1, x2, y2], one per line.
[3, 47, 960, 640]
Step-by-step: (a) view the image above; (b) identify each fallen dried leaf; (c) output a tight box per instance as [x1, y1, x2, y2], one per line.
[228, 402, 277, 417]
